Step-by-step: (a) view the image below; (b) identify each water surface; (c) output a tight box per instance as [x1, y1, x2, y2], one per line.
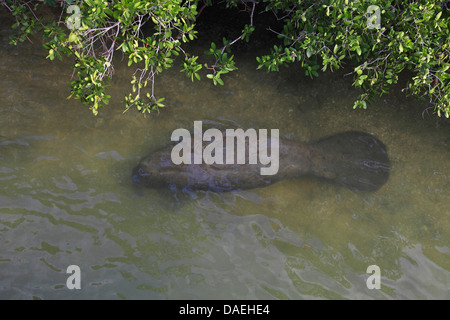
[0, 10, 449, 299]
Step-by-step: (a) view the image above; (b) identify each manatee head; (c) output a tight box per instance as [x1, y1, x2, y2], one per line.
[131, 150, 177, 189]
[131, 160, 166, 188]
[132, 164, 151, 186]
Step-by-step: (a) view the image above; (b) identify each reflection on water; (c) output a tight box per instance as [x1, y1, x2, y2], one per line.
[0, 11, 449, 299]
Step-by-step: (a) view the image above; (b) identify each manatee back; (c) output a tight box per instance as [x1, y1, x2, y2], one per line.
[312, 131, 390, 192]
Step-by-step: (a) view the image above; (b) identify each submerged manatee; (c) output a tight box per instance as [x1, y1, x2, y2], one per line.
[132, 131, 390, 192]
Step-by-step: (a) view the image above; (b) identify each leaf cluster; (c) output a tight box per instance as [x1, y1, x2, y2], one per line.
[4, 0, 450, 117]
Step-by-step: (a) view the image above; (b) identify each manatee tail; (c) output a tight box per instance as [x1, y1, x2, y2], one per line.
[309, 131, 390, 192]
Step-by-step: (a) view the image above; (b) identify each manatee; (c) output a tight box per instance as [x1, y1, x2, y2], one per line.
[132, 131, 390, 192]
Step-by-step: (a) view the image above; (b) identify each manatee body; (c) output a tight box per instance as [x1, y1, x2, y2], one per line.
[132, 131, 390, 192]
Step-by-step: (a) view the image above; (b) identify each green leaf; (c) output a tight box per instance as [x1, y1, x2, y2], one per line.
[68, 32, 79, 43]
[333, 44, 339, 54]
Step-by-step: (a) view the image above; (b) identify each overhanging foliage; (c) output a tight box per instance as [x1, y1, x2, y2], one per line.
[2, 0, 449, 117]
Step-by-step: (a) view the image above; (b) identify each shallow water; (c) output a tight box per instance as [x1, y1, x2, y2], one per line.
[0, 10, 449, 299]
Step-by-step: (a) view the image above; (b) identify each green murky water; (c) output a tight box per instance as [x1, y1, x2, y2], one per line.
[0, 10, 449, 299]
